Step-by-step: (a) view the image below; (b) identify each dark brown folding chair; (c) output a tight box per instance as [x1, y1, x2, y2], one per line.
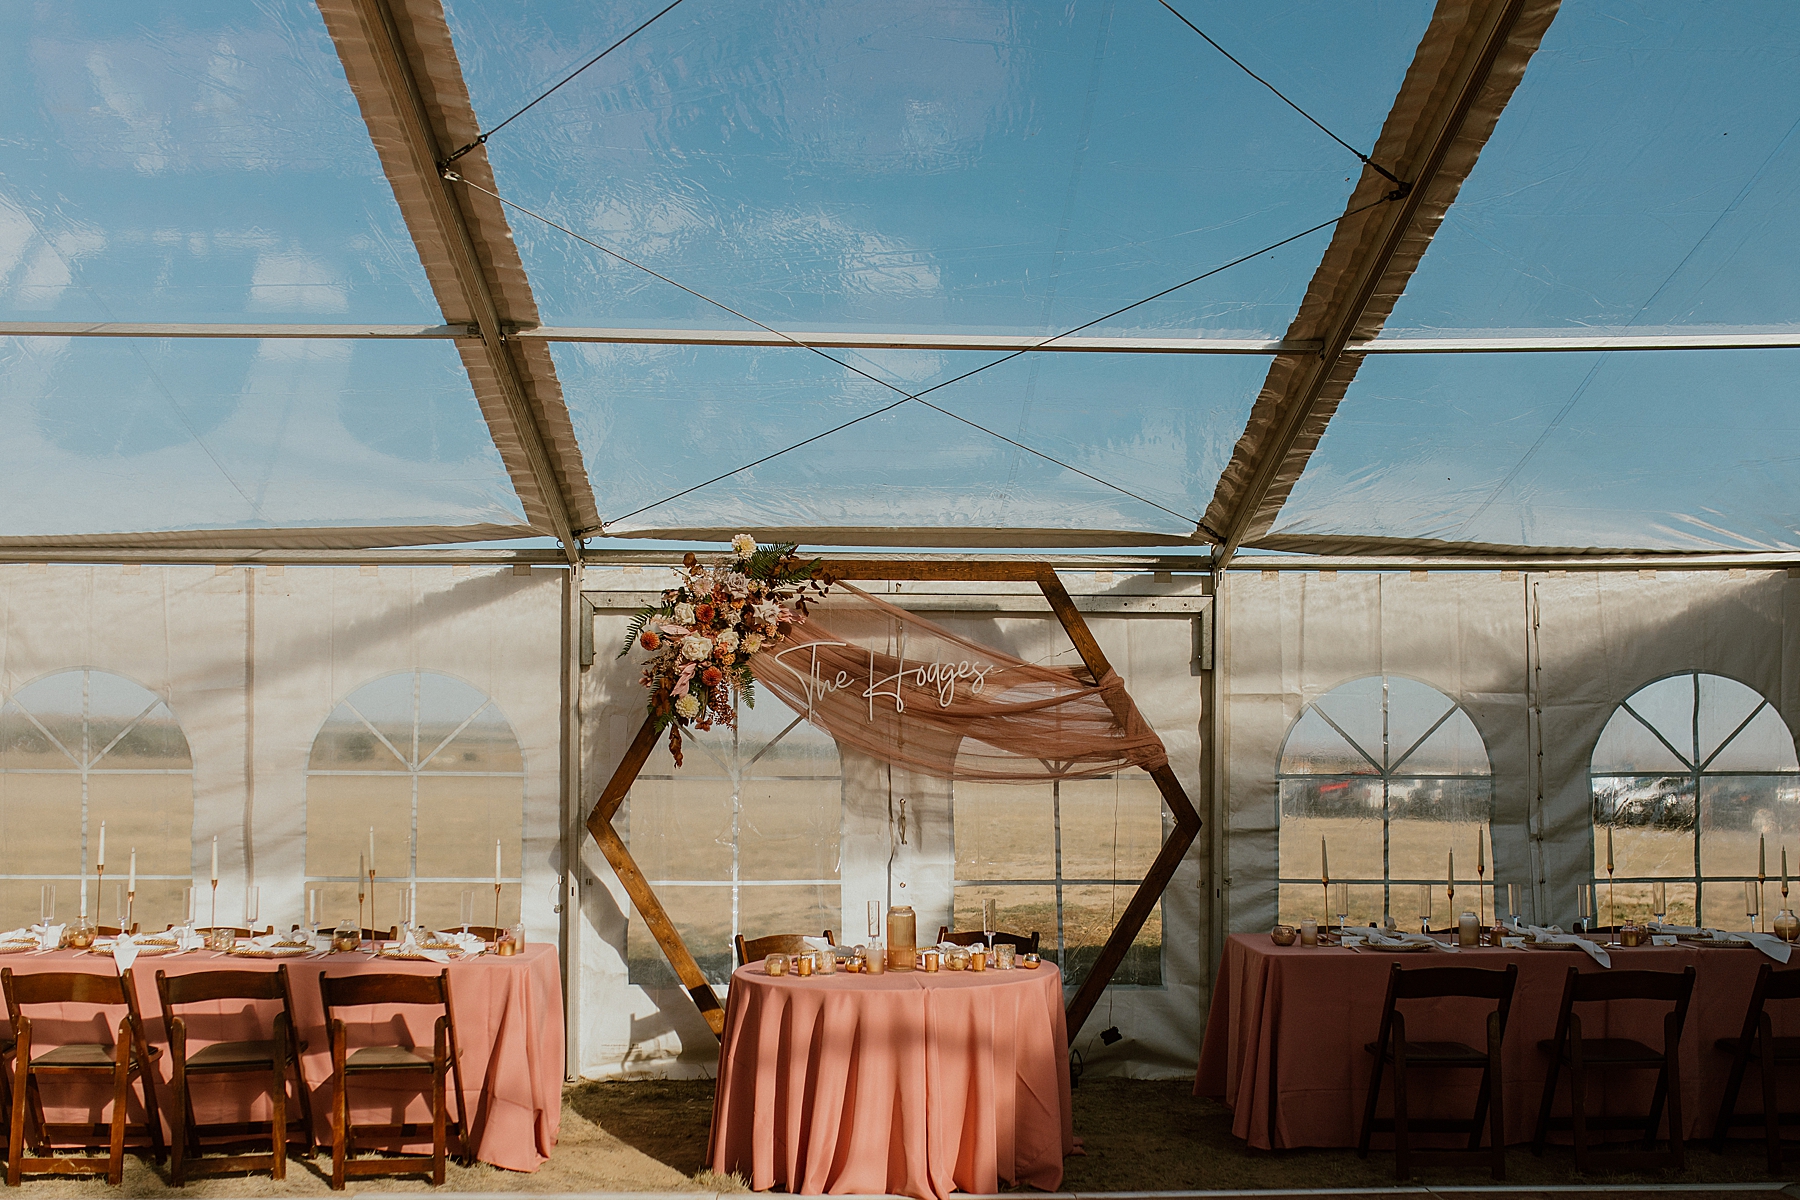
[0, 968, 165, 1186]
[317, 969, 468, 1189]
[1356, 962, 1517, 1180]
[153, 966, 316, 1184]
[93, 926, 138, 938]
[733, 930, 836, 967]
[937, 927, 1041, 955]
[187, 926, 274, 940]
[1533, 964, 1695, 1170]
[453, 926, 509, 942]
[1711, 962, 1800, 1169]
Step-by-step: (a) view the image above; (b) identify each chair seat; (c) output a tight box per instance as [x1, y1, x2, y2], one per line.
[1716, 1035, 1800, 1060]
[345, 1046, 432, 1071]
[1366, 1039, 1488, 1064]
[1540, 1036, 1662, 1064]
[186, 1039, 279, 1071]
[31, 1042, 158, 1069]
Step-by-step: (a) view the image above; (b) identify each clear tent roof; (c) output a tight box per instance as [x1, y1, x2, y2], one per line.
[1, 0, 1794, 557]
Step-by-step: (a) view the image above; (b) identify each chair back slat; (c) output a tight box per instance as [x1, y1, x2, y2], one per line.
[4, 968, 128, 1008]
[1762, 965, 1800, 1003]
[735, 930, 836, 966]
[1570, 966, 1695, 1005]
[1392, 964, 1519, 1001]
[937, 928, 1040, 954]
[319, 969, 448, 1011]
[157, 967, 287, 1007]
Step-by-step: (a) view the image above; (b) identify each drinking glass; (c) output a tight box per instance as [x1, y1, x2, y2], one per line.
[1577, 884, 1592, 930]
[1652, 882, 1668, 926]
[982, 898, 996, 944]
[245, 885, 260, 929]
[1506, 883, 1520, 925]
[113, 884, 125, 931]
[39, 884, 54, 926]
[308, 888, 320, 934]
[867, 899, 881, 941]
[1417, 884, 1432, 934]
[1747, 880, 1761, 929]
[1333, 882, 1350, 931]
[460, 889, 475, 934]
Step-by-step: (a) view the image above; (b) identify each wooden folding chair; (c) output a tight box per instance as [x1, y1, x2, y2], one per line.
[317, 969, 468, 1189]
[188, 926, 274, 940]
[1711, 962, 1800, 1170]
[0, 968, 165, 1186]
[733, 930, 835, 967]
[1533, 964, 1695, 1170]
[1356, 962, 1517, 1180]
[454, 926, 509, 942]
[153, 965, 316, 1184]
[937, 926, 1041, 955]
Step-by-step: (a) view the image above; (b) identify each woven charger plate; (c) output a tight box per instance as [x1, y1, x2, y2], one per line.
[228, 945, 312, 958]
[89, 943, 178, 956]
[0, 942, 36, 955]
[1362, 941, 1433, 953]
[377, 947, 463, 962]
[1524, 940, 1584, 950]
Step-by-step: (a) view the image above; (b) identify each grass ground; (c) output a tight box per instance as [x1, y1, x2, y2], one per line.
[4, 1077, 1797, 1194]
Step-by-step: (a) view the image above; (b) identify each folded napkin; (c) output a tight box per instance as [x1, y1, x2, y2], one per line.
[173, 928, 206, 951]
[246, 932, 286, 950]
[30, 923, 64, 952]
[431, 931, 484, 955]
[1345, 929, 1458, 953]
[0, 927, 33, 944]
[1525, 925, 1611, 967]
[802, 936, 834, 953]
[112, 933, 140, 971]
[393, 929, 451, 964]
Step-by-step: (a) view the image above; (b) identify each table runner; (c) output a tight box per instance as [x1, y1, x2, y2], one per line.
[709, 962, 1073, 1199]
[1196, 932, 1798, 1150]
[0, 942, 562, 1172]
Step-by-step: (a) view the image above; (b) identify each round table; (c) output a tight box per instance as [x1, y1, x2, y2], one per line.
[707, 960, 1073, 1199]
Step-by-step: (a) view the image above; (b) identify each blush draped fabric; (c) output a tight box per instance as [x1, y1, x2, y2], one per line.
[1, 944, 562, 1172]
[1196, 933, 1798, 1149]
[709, 963, 1073, 1199]
[750, 583, 1167, 781]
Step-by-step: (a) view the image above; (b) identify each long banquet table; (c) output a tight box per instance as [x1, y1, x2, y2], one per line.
[1196, 932, 1800, 1150]
[709, 960, 1073, 1200]
[0, 942, 562, 1172]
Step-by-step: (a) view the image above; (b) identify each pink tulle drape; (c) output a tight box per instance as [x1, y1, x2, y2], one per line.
[749, 583, 1167, 781]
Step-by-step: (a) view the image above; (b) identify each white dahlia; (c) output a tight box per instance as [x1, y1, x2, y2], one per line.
[741, 633, 764, 654]
[732, 533, 757, 558]
[675, 693, 702, 719]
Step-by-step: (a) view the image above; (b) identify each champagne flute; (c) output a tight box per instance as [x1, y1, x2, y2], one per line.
[1747, 880, 1760, 931]
[245, 885, 260, 932]
[1333, 882, 1350, 933]
[867, 899, 881, 941]
[1652, 881, 1668, 927]
[1418, 884, 1432, 935]
[1506, 883, 1520, 927]
[460, 889, 474, 935]
[39, 883, 54, 927]
[982, 898, 997, 946]
[1577, 883, 1592, 932]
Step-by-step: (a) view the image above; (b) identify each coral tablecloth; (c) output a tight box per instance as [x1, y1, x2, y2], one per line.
[1195, 932, 1796, 1150]
[709, 961, 1073, 1199]
[0, 943, 562, 1172]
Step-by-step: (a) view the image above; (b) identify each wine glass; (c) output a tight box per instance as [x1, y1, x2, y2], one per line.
[1746, 880, 1760, 931]
[1418, 884, 1432, 935]
[1652, 881, 1668, 927]
[1333, 882, 1350, 933]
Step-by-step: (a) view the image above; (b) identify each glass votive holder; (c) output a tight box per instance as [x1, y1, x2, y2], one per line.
[207, 926, 236, 951]
[923, 950, 939, 972]
[1298, 919, 1319, 947]
[947, 947, 969, 970]
[765, 952, 789, 976]
[817, 949, 837, 975]
[866, 940, 886, 975]
[1021, 952, 1041, 968]
[796, 952, 814, 977]
[970, 947, 986, 972]
[1457, 911, 1479, 948]
[996, 944, 1016, 970]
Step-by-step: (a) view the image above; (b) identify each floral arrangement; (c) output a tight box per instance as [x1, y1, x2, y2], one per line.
[622, 534, 829, 765]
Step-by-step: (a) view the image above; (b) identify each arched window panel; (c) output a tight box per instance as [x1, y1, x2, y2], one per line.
[0, 669, 192, 923]
[1278, 675, 1494, 928]
[305, 671, 524, 933]
[1589, 671, 1800, 929]
[626, 696, 841, 988]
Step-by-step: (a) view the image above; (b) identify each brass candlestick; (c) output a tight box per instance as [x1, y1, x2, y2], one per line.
[368, 870, 377, 941]
[126, 889, 136, 933]
[1322, 878, 1331, 937]
[95, 867, 105, 925]
[1607, 865, 1615, 933]
[1761, 870, 1769, 934]
[1447, 879, 1455, 933]
[1477, 863, 1486, 929]
[210, 879, 219, 931]
[356, 875, 366, 939]
[493, 882, 502, 937]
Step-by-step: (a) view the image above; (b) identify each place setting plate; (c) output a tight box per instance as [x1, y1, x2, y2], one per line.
[228, 945, 313, 958]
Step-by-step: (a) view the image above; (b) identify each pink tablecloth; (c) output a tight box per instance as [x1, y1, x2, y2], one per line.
[0, 943, 562, 1172]
[710, 962, 1073, 1199]
[1196, 932, 1795, 1150]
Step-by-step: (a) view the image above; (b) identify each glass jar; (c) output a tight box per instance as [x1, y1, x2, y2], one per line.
[1457, 912, 1480, 948]
[1776, 909, 1800, 943]
[923, 950, 939, 972]
[865, 939, 886, 975]
[764, 952, 788, 976]
[332, 919, 362, 954]
[796, 951, 814, 977]
[947, 946, 969, 971]
[816, 948, 837, 975]
[887, 905, 916, 971]
[996, 944, 1016, 970]
[65, 916, 97, 951]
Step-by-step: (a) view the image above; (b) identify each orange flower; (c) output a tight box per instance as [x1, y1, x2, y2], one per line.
[701, 666, 723, 687]
[640, 629, 660, 650]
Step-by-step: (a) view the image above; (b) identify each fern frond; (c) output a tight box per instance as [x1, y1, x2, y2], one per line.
[618, 607, 655, 659]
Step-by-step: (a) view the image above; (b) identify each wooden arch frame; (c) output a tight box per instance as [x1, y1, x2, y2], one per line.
[584, 561, 1203, 1039]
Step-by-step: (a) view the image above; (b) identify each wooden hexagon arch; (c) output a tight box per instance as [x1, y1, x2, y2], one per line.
[585, 562, 1202, 1039]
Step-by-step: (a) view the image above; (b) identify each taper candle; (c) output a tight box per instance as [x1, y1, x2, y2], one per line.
[1785, 847, 1791, 893]
[1761, 834, 1768, 879]
[495, 839, 502, 887]
[211, 836, 219, 884]
[96, 821, 105, 871]
[1606, 827, 1614, 872]
[1477, 828, 1485, 874]
[128, 848, 136, 894]
[1448, 850, 1454, 890]
[369, 827, 376, 875]
[1320, 837, 1329, 884]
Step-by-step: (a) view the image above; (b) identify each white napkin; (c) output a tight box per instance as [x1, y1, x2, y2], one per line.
[1648, 924, 1792, 961]
[0, 927, 34, 944]
[802, 936, 834, 953]
[1526, 925, 1611, 967]
[31, 923, 64, 952]
[247, 932, 284, 949]
[112, 933, 139, 971]
[1346, 929, 1459, 953]
[433, 931, 484, 955]
[392, 929, 450, 963]
[174, 928, 206, 951]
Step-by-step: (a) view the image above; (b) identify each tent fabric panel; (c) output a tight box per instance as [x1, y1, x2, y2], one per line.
[1203, 0, 1562, 548]
[316, 0, 600, 537]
